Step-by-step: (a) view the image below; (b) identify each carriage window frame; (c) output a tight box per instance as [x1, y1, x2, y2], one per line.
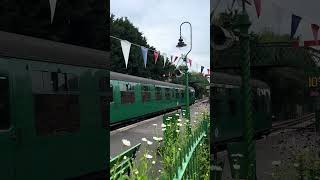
[0, 76, 10, 130]
[31, 70, 81, 136]
[141, 85, 151, 102]
[175, 89, 179, 99]
[120, 81, 135, 104]
[165, 88, 171, 100]
[155, 87, 162, 100]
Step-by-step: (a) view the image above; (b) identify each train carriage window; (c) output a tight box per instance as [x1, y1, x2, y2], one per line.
[180, 89, 184, 98]
[120, 82, 135, 104]
[141, 85, 151, 102]
[0, 76, 10, 130]
[171, 89, 175, 98]
[155, 87, 162, 100]
[175, 89, 179, 99]
[165, 88, 171, 100]
[32, 71, 80, 136]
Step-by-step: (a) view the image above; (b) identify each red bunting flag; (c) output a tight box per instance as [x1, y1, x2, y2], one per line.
[207, 69, 210, 74]
[253, 0, 261, 18]
[188, 59, 192, 67]
[311, 24, 319, 44]
[154, 51, 159, 64]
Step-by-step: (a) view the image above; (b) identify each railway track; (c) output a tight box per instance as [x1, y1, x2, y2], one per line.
[271, 113, 315, 133]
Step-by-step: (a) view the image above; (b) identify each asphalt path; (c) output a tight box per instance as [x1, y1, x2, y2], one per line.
[110, 99, 209, 158]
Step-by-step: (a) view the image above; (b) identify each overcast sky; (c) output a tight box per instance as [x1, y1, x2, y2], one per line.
[212, 0, 320, 42]
[111, 0, 210, 72]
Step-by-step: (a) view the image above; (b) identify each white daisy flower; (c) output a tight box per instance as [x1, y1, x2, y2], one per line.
[152, 124, 158, 126]
[176, 130, 180, 133]
[141, 138, 148, 142]
[145, 154, 153, 159]
[123, 156, 127, 160]
[152, 161, 156, 164]
[147, 140, 153, 145]
[122, 139, 131, 147]
[272, 161, 281, 166]
[161, 123, 166, 128]
[177, 119, 182, 122]
[162, 128, 166, 131]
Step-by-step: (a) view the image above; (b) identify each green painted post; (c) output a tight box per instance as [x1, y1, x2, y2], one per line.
[184, 61, 192, 135]
[238, 1, 255, 179]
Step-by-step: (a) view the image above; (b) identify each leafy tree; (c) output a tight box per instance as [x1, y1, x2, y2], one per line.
[110, 15, 177, 81]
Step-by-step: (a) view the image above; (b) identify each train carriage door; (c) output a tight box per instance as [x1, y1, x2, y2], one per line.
[0, 72, 14, 179]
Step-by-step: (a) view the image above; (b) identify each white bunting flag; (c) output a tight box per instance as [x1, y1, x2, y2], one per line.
[162, 52, 167, 68]
[49, 0, 57, 23]
[120, 40, 131, 68]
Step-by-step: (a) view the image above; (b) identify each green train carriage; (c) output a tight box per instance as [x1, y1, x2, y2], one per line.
[110, 71, 195, 125]
[0, 31, 109, 180]
[211, 72, 272, 145]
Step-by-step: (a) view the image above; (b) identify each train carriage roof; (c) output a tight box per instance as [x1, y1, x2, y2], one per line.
[212, 72, 269, 89]
[0, 31, 110, 69]
[111, 71, 195, 91]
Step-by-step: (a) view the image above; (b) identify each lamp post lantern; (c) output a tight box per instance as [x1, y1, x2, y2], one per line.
[176, 21, 192, 134]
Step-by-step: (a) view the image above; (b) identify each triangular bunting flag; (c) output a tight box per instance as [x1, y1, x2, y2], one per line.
[311, 24, 319, 44]
[188, 59, 192, 67]
[170, 55, 173, 63]
[253, 0, 261, 18]
[141, 47, 148, 68]
[291, 14, 302, 39]
[201, 66, 204, 73]
[207, 69, 210, 74]
[49, 0, 57, 23]
[173, 56, 179, 62]
[162, 52, 167, 67]
[120, 40, 131, 68]
[154, 51, 159, 64]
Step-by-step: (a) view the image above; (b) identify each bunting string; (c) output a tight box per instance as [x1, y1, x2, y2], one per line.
[110, 35, 209, 74]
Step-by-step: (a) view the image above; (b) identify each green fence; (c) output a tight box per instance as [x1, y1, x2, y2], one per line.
[163, 111, 209, 180]
[110, 143, 141, 179]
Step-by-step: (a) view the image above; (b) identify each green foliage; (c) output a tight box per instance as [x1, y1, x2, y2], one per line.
[110, 15, 176, 80]
[0, 0, 108, 50]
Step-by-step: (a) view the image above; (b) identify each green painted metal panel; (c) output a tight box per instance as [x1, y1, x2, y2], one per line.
[213, 86, 271, 144]
[110, 79, 193, 124]
[0, 58, 108, 179]
[0, 59, 14, 179]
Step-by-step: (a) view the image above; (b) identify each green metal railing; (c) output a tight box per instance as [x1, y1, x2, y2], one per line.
[110, 143, 141, 179]
[163, 111, 209, 180]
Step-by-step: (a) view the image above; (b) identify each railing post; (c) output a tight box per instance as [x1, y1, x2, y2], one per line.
[237, 4, 256, 179]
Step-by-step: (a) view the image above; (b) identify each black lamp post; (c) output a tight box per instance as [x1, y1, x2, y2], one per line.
[176, 21, 192, 134]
